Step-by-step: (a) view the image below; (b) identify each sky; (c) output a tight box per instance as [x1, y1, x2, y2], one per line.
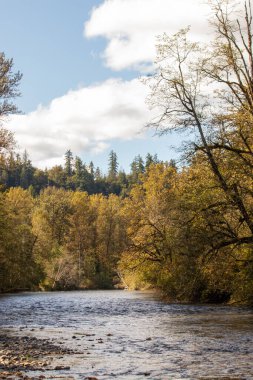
[0, 0, 214, 172]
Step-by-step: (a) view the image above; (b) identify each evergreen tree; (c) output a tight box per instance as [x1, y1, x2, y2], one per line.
[108, 150, 118, 180]
[130, 155, 145, 184]
[118, 170, 128, 186]
[5, 153, 15, 188]
[136, 155, 145, 174]
[169, 159, 177, 169]
[88, 161, 95, 178]
[32, 169, 48, 194]
[74, 156, 83, 189]
[94, 167, 102, 181]
[64, 149, 73, 177]
[20, 151, 34, 189]
[145, 153, 154, 170]
[153, 153, 159, 164]
[130, 157, 139, 184]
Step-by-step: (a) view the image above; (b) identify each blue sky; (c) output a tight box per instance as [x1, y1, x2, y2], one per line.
[0, 0, 111, 111]
[0, 0, 211, 172]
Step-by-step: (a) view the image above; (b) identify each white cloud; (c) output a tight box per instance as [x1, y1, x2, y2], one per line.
[6, 79, 152, 168]
[85, 0, 212, 71]
[6, 0, 246, 169]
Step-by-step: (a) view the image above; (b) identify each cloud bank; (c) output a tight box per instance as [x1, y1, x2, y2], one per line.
[85, 0, 211, 71]
[7, 79, 151, 167]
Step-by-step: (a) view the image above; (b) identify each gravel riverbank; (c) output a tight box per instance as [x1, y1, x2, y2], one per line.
[0, 332, 78, 379]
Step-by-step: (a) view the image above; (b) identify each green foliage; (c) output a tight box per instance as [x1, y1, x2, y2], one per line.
[64, 149, 73, 177]
[108, 150, 118, 181]
[0, 148, 164, 197]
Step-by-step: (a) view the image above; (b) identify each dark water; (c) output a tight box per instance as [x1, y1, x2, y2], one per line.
[0, 290, 253, 379]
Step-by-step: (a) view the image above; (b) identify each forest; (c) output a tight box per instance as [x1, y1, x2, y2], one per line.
[0, 0, 253, 305]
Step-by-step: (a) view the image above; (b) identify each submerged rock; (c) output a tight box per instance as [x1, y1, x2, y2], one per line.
[54, 365, 70, 370]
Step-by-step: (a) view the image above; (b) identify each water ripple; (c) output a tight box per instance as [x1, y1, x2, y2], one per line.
[0, 290, 253, 379]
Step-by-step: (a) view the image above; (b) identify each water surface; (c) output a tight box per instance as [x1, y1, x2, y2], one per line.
[0, 290, 252, 379]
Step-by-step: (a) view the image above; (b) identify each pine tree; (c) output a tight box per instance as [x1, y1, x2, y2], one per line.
[94, 167, 102, 181]
[130, 155, 145, 184]
[145, 153, 154, 170]
[64, 149, 73, 177]
[74, 156, 83, 189]
[88, 161, 95, 178]
[108, 150, 118, 180]
[136, 155, 145, 174]
[20, 151, 34, 189]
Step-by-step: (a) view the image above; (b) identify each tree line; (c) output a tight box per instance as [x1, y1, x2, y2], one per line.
[0, 147, 167, 196]
[0, 0, 253, 304]
[0, 159, 252, 304]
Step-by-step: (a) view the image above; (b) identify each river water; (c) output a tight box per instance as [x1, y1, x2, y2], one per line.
[0, 290, 253, 379]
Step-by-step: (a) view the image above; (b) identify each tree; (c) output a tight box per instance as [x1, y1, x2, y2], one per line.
[67, 191, 97, 287]
[120, 163, 180, 292]
[94, 167, 102, 181]
[64, 149, 73, 177]
[94, 194, 127, 287]
[32, 168, 48, 194]
[48, 165, 66, 188]
[118, 169, 128, 190]
[108, 150, 118, 180]
[0, 52, 22, 186]
[136, 155, 145, 174]
[0, 128, 15, 156]
[32, 187, 73, 289]
[145, 153, 154, 170]
[5, 153, 20, 187]
[0, 188, 40, 291]
[0, 52, 22, 154]
[145, 0, 253, 254]
[130, 155, 145, 184]
[0, 52, 22, 119]
[88, 161, 95, 178]
[73, 156, 84, 190]
[20, 151, 34, 189]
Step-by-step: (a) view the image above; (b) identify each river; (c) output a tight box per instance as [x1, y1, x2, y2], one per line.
[0, 290, 253, 379]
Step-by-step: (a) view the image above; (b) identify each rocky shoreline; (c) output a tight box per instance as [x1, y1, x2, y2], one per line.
[0, 332, 77, 379]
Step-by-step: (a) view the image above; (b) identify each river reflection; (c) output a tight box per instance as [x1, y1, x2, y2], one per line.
[0, 290, 252, 379]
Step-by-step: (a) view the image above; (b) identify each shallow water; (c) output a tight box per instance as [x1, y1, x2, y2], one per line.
[0, 290, 253, 379]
